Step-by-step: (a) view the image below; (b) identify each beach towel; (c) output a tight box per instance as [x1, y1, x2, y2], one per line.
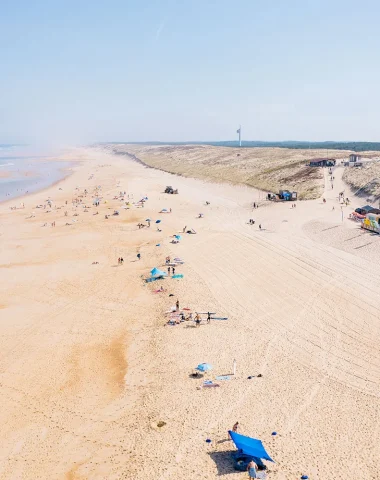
[202, 383, 220, 388]
[211, 317, 228, 320]
[172, 274, 184, 279]
[215, 375, 230, 381]
[256, 472, 266, 479]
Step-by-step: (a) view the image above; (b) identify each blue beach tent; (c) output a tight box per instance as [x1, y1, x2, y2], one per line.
[195, 363, 212, 372]
[229, 431, 274, 462]
[150, 268, 167, 277]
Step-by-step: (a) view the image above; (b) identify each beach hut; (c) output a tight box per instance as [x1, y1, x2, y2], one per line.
[309, 158, 336, 167]
[279, 190, 292, 201]
[362, 212, 380, 234]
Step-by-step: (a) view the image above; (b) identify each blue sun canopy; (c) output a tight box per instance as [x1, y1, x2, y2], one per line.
[228, 431, 274, 462]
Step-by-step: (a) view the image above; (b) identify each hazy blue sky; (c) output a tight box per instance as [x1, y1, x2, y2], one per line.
[1, 0, 379, 144]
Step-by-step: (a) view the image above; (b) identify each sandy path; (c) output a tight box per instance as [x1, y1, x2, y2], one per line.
[0, 150, 379, 479]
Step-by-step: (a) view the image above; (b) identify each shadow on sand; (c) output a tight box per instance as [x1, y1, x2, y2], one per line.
[208, 450, 237, 476]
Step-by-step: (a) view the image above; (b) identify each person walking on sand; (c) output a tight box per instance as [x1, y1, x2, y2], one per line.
[207, 312, 211, 323]
[176, 299, 179, 311]
[259, 224, 262, 230]
[247, 459, 258, 479]
[172, 266, 175, 275]
[167, 266, 171, 276]
[183, 225, 187, 233]
[118, 257, 121, 265]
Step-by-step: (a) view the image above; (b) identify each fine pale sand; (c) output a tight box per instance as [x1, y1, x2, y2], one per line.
[0, 147, 380, 480]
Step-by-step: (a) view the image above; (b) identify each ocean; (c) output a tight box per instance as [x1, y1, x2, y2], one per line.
[0, 146, 71, 203]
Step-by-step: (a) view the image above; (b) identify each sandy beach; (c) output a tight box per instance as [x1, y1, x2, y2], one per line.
[1, 147, 380, 480]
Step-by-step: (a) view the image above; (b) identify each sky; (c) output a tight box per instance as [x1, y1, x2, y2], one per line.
[1, 0, 380, 145]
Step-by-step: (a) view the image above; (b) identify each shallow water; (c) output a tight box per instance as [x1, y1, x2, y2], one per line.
[0, 147, 71, 203]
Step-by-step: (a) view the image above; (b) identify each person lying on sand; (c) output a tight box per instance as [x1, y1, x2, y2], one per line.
[154, 286, 166, 293]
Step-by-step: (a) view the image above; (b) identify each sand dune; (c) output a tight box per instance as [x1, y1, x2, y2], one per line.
[0, 147, 379, 479]
[343, 160, 380, 199]
[105, 143, 366, 200]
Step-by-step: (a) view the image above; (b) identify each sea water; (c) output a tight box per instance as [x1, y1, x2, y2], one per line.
[0, 146, 71, 203]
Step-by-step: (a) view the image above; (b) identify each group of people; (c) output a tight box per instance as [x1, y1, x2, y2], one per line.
[117, 257, 124, 265]
[248, 219, 262, 230]
[168, 266, 176, 275]
[230, 422, 261, 478]
[253, 202, 259, 209]
[291, 203, 297, 208]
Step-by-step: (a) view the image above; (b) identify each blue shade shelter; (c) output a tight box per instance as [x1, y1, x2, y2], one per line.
[175, 235, 182, 240]
[196, 363, 212, 372]
[228, 431, 274, 462]
[150, 268, 167, 277]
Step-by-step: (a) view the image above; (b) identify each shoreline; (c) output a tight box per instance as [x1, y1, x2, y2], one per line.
[0, 159, 80, 207]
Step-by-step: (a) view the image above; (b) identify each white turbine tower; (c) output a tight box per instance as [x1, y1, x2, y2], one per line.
[237, 125, 241, 147]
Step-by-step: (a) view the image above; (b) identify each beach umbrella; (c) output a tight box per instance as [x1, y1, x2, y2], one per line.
[162, 208, 168, 212]
[196, 363, 212, 372]
[156, 219, 161, 223]
[146, 218, 151, 221]
[175, 235, 181, 240]
[150, 267, 167, 277]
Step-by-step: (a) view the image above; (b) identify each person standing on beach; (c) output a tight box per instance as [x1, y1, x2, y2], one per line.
[172, 266, 175, 275]
[137, 253, 141, 260]
[207, 312, 211, 323]
[247, 459, 258, 479]
[232, 421, 239, 432]
[176, 299, 179, 311]
[167, 266, 171, 276]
